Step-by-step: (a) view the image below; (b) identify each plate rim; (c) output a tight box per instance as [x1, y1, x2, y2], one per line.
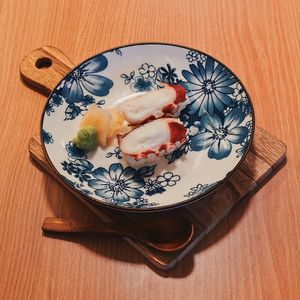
[40, 42, 256, 213]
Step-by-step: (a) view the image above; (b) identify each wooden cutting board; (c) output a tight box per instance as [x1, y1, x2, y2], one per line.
[20, 46, 287, 271]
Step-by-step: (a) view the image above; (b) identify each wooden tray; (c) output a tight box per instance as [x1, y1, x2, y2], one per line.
[20, 46, 287, 271]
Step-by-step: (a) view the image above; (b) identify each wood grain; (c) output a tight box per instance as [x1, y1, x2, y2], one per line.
[0, 0, 299, 299]
[19, 46, 73, 95]
[20, 46, 286, 270]
[28, 124, 286, 270]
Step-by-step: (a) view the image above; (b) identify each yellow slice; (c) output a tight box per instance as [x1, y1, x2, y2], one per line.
[80, 104, 111, 146]
[106, 108, 125, 142]
[79, 104, 128, 147]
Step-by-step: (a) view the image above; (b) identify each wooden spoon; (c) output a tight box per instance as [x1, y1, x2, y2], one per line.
[42, 215, 194, 252]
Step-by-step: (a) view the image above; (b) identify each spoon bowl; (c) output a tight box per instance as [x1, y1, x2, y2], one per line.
[42, 215, 195, 252]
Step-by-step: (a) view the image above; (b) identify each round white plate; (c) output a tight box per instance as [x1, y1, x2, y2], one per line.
[41, 43, 254, 211]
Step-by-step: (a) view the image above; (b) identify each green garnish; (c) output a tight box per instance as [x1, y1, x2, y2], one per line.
[73, 126, 98, 151]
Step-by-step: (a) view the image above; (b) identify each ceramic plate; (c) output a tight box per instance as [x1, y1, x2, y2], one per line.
[41, 43, 254, 211]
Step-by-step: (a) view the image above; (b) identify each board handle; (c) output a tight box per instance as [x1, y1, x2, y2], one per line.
[19, 46, 75, 96]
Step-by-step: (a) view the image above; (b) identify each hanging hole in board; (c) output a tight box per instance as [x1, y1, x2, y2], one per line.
[35, 57, 52, 69]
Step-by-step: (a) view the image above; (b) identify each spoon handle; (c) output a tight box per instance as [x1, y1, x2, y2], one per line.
[42, 217, 146, 240]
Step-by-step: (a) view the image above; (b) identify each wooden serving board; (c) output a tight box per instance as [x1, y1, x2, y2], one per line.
[20, 46, 287, 271]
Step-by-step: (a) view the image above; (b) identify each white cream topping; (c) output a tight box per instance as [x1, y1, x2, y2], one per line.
[119, 87, 176, 124]
[120, 118, 170, 154]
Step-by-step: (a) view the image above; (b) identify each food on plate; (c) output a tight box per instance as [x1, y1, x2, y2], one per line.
[117, 117, 186, 165]
[73, 126, 98, 151]
[119, 83, 187, 125]
[73, 85, 188, 163]
[78, 104, 128, 147]
[105, 108, 129, 143]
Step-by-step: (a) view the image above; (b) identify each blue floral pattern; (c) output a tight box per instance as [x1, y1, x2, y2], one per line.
[143, 172, 181, 195]
[61, 142, 181, 207]
[60, 55, 113, 102]
[125, 197, 158, 209]
[184, 183, 212, 198]
[61, 159, 93, 182]
[165, 129, 194, 163]
[42, 129, 53, 144]
[156, 64, 179, 84]
[186, 50, 206, 64]
[64, 95, 105, 121]
[182, 57, 236, 116]
[88, 163, 145, 203]
[87, 165, 181, 205]
[144, 179, 166, 195]
[236, 120, 253, 158]
[43, 44, 254, 210]
[105, 147, 122, 159]
[45, 93, 63, 116]
[233, 83, 247, 101]
[130, 76, 155, 92]
[156, 172, 180, 187]
[138, 63, 156, 79]
[66, 141, 87, 159]
[190, 108, 249, 159]
[46, 55, 111, 120]
[121, 62, 180, 92]
[237, 97, 252, 118]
